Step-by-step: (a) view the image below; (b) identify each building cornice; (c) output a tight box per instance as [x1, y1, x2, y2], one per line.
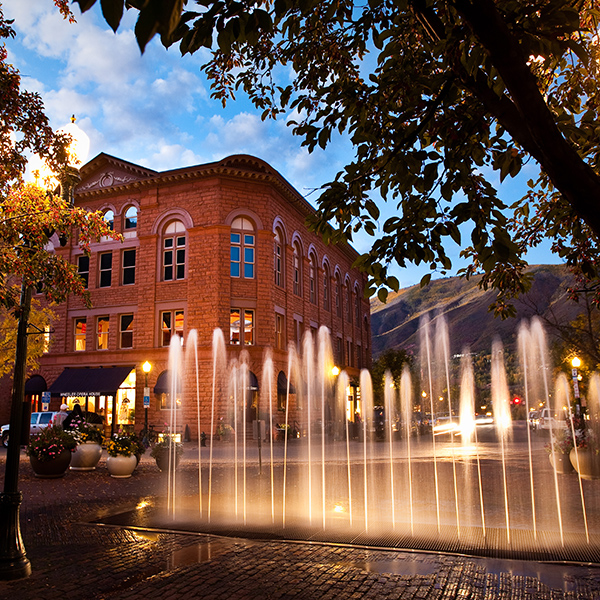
[75, 153, 361, 263]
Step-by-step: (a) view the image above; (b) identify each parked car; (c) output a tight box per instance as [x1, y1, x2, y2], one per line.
[1, 411, 58, 447]
[536, 407, 563, 431]
[528, 410, 540, 431]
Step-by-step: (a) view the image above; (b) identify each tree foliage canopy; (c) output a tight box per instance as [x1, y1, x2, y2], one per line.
[74, 0, 600, 316]
[1, 8, 120, 311]
[0, 183, 119, 310]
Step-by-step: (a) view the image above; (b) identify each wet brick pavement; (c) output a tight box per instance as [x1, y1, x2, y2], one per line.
[0, 448, 599, 599]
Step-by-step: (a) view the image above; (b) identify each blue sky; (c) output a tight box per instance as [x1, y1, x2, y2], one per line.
[3, 0, 559, 288]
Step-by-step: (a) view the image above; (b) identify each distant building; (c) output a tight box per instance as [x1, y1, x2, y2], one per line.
[21, 154, 371, 439]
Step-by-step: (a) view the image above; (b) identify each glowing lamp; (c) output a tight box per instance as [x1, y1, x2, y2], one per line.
[58, 115, 90, 167]
[572, 357, 581, 368]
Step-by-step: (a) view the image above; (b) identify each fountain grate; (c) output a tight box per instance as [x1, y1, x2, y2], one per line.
[93, 507, 600, 564]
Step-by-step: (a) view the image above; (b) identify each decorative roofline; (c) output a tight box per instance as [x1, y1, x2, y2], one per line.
[75, 153, 360, 262]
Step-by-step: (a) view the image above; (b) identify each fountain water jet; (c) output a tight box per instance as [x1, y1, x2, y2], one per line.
[491, 338, 512, 543]
[135, 316, 600, 564]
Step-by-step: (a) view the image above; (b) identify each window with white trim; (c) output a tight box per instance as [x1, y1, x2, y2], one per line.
[230, 217, 255, 278]
[77, 255, 89, 289]
[99, 252, 112, 288]
[323, 264, 330, 311]
[122, 248, 136, 285]
[309, 253, 317, 304]
[275, 313, 285, 349]
[274, 228, 284, 287]
[161, 310, 184, 346]
[120, 314, 134, 349]
[124, 206, 137, 233]
[97, 316, 109, 350]
[103, 210, 114, 231]
[74, 318, 86, 351]
[293, 242, 302, 296]
[230, 308, 254, 345]
[163, 221, 186, 281]
[346, 283, 352, 323]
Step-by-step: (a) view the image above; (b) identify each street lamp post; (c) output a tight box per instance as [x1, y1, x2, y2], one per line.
[142, 361, 152, 435]
[0, 282, 33, 579]
[572, 356, 582, 415]
[0, 117, 88, 580]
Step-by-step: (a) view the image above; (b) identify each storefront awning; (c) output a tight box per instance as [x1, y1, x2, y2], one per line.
[25, 375, 47, 393]
[277, 371, 296, 394]
[154, 370, 170, 395]
[48, 366, 135, 397]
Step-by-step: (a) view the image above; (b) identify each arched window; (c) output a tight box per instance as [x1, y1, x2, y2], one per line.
[323, 263, 330, 311]
[124, 206, 137, 237]
[163, 220, 186, 281]
[345, 281, 352, 324]
[230, 217, 255, 278]
[103, 210, 114, 231]
[274, 227, 284, 287]
[354, 284, 361, 323]
[335, 273, 342, 317]
[309, 252, 317, 304]
[292, 241, 302, 296]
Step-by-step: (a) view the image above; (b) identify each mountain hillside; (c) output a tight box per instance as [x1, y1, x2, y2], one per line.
[370, 264, 580, 357]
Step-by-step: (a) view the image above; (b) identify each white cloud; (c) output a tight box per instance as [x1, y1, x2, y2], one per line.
[143, 143, 203, 171]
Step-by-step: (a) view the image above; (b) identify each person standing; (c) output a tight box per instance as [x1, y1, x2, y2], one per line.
[52, 404, 69, 428]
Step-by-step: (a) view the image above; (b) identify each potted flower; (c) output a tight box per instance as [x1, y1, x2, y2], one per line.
[130, 431, 146, 465]
[106, 430, 138, 478]
[216, 421, 234, 442]
[569, 425, 600, 479]
[26, 426, 77, 478]
[150, 433, 183, 472]
[68, 417, 104, 471]
[545, 427, 574, 474]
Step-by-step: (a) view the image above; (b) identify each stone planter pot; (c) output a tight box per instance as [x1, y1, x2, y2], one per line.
[549, 452, 574, 474]
[570, 447, 600, 479]
[29, 448, 72, 478]
[106, 454, 137, 478]
[153, 448, 181, 472]
[70, 442, 103, 471]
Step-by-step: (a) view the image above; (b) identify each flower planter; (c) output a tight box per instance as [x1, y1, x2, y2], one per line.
[549, 453, 574, 474]
[70, 442, 103, 471]
[106, 454, 137, 478]
[29, 448, 72, 478]
[570, 447, 600, 479]
[153, 448, 181, 472]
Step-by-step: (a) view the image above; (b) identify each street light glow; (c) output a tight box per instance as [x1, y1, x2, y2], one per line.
[142, 361, 152, 374]
[572, 356, 581, 368]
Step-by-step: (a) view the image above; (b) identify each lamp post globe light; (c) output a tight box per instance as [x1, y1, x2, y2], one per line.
[0, 119, 89, 580]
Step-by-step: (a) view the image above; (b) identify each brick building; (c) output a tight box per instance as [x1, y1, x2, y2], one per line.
[22, 153, 371, 440]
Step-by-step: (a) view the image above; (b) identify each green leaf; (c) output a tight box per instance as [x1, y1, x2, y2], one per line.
[420, 273, 431, 288]
[377, 287, 388, 303]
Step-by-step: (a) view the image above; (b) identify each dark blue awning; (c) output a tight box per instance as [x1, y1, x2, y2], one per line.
[25, 375, 47, 393]
[48, 366, 134, 397]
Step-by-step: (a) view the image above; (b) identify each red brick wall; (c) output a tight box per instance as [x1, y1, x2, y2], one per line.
[9, 156, 373, 440]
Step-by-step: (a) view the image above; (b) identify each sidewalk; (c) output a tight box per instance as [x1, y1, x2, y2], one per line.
[0, 447, 599, 599]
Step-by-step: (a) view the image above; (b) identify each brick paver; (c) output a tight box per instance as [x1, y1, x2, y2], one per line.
[0, 448, 598, 599]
